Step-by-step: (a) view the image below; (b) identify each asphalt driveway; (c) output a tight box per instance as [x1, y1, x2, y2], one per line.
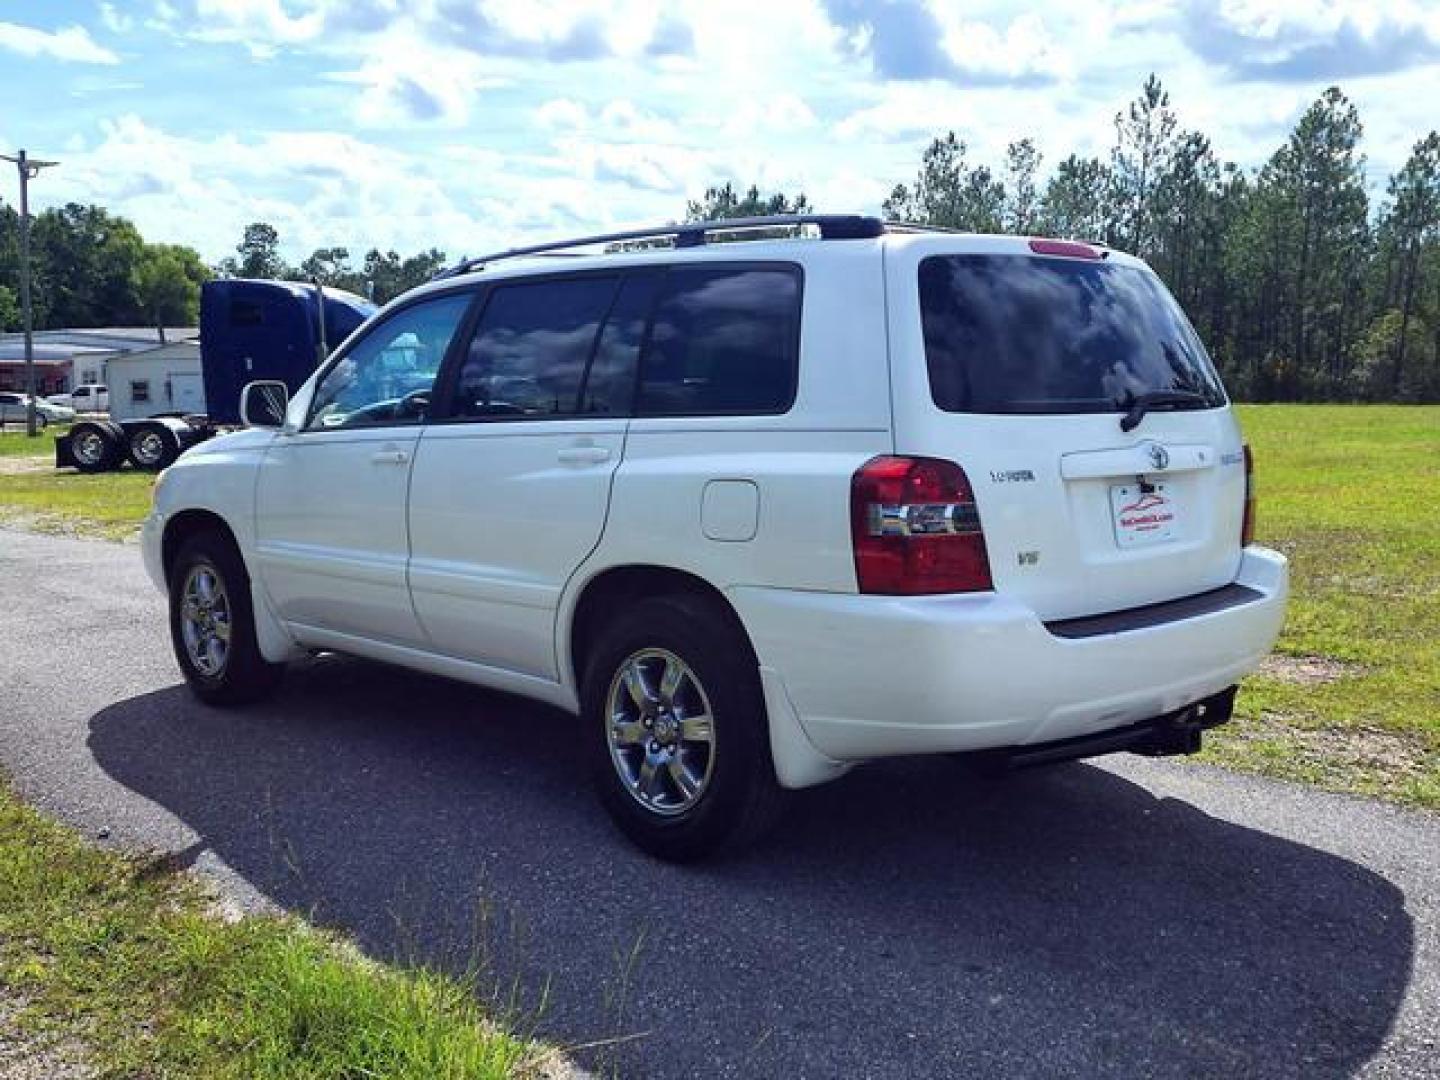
[0, 528, 1435, 1078]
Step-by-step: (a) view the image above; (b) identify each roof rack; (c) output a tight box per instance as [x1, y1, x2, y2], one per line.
[435, 214, 886, 280]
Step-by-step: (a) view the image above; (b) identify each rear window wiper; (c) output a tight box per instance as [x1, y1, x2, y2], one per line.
[1118, 389, 1208, 432]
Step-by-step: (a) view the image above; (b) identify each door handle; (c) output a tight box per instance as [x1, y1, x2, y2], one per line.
[370, 448, 410, 465]
[557, 445, 612, 466]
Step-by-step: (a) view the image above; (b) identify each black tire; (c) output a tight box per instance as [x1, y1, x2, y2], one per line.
[581, 594, 784, 861]
[126, 423, 179, 471]
[69, 421, 123, 473]
[168, 530, 284, 706]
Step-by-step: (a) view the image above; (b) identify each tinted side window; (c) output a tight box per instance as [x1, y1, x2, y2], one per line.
[639, 266, 806, 417]
[452, 276, 619, 419]
[580, 273, 660, 416]
[307, 293, 471, 430]
[637, 265, 801, 417]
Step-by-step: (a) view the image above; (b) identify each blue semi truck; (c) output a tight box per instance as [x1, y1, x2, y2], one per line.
[57, 279, 375, 471]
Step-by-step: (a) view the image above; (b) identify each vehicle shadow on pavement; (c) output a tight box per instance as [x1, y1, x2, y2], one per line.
[88, 655, 1412, 1080]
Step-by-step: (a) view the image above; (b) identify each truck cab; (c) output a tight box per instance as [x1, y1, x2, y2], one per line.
[199, 280, 374, 424]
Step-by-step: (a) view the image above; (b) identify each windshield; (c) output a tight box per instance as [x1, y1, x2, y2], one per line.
[323, 291, 378, 345]
[918, 255, 1226, 415]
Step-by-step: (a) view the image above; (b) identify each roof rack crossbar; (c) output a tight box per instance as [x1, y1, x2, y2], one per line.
[436, 214, 885, 279]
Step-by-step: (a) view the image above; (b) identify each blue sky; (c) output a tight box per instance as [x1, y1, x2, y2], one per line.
[2, 1, 1438, 265]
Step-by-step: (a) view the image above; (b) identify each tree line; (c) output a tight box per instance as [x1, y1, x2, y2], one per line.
[217, 221, 447, 306]
[869, 76, 1438, 402]
[4, 73, 1437, 401]
[0, 212, 449, 336]
[0, 203, 211, 340]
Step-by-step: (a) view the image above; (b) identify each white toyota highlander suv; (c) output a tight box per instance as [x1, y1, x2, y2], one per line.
[143, 216, 1288, 860]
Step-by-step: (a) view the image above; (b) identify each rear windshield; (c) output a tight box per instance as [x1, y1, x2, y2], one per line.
[919, 255, 1226, 415]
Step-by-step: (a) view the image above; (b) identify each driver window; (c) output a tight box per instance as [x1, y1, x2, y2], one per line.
[306, 293, 471, 430]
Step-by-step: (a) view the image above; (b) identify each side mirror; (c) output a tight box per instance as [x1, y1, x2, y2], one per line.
[240, 380, 290, 428]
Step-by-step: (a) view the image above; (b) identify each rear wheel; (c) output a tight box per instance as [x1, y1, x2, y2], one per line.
[582, 595, 783, 861]
[126, 423, 178, 471]
[69, 421, 122, 472]
[168, 531, 284, 705]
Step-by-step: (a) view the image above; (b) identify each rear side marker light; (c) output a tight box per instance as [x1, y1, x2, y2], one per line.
[851, 456, 993, 595]
[1028, 239, 1102, 259]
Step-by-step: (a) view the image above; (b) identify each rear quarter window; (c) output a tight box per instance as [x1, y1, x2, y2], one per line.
[637, 264, 801, 417]
[919, 255, 1226, 415]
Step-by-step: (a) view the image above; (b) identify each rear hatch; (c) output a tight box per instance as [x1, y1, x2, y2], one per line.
[884, 236, 1247, 621]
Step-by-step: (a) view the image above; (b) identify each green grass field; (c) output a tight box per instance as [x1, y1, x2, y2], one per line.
[0, 427, 64, 456]
[0, 427, 155, 539]
[0, 466, 153, 540]
[1, 407, 1436, 806]
[1204, 405, 1440, 807]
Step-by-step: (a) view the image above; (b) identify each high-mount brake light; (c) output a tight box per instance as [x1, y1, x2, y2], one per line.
[1028, 239, 1103, 259]
[850, 456, 992, 595]
[1241, 443, 1256, 546]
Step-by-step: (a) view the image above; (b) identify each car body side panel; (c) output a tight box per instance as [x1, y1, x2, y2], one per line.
[142, 427, 303, 664]
[552, 246, 894, 691]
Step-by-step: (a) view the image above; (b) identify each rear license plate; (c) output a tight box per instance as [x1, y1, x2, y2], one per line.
[1110, 483, 1179, 548]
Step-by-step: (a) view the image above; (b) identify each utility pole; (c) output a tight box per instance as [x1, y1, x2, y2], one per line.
[2, 150, 59, 437]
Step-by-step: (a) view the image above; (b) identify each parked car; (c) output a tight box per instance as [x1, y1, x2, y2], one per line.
[47, 383, 108, 413]
[0, 392, 74, 427]
[142, 216, 1289, 860]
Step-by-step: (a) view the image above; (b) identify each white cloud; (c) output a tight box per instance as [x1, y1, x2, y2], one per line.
[536, 98, 589, 130]
[99, 3, 135, 34]
[328, 26, 510, 127]
[8, 0, 1436, 274]
[932, 10, 1073, 83]
[36, 114, 675, 263]
[0, 21, 119, 64]
[191, 0, 325, 52]
[718, 94, 818, 138]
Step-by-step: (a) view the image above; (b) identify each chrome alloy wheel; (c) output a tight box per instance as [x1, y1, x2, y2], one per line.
[180, 563, 232, 678]
[132, 430, 167, 467]
[73, 429, 107, 466]
[606, 648, 716, 816]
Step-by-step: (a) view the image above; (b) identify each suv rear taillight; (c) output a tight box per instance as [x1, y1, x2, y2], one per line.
[1241, 443, 1256, 546]
[851, 456, 992, 594]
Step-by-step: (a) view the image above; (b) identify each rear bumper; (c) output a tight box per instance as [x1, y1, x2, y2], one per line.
[728, 545, 1288, 762]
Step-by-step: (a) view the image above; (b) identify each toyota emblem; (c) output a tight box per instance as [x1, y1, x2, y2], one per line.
[1146, 443, 1170, 470]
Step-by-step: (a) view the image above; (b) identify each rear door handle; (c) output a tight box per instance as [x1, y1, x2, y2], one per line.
[557, 445, 612, 466]
[370, 448, 410, 465]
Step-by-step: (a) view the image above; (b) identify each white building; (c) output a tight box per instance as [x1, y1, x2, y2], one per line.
[0, 327, 195, 395]
[106, 336, 204, 420]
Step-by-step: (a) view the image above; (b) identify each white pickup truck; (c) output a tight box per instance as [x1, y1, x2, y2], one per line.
[47, 383, 109, 413]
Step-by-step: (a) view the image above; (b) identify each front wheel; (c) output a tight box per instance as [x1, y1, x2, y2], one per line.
[168, 531, 284, 705]
[582, 595, 783, 861]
